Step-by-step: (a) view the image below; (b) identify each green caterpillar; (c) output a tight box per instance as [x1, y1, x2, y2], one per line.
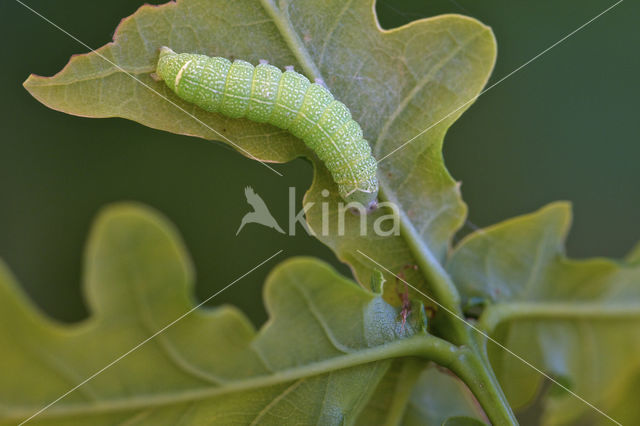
[155, 47, 378, 208]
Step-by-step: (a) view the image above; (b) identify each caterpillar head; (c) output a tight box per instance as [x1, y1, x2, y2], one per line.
[155, 47, 190, 91]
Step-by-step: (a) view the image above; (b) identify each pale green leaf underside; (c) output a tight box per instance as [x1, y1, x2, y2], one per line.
[402, 365, 485, 425]
[0, 203, 459, 425]
[23, 0, 496, 293]
[447, 203, 640, 424]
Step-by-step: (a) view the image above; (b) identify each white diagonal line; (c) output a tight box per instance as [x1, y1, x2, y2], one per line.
[356, 250, 622, 426]
[377, 0, 624, 164]
[18, 250, 283, 425]
[14, 0, 283, 177]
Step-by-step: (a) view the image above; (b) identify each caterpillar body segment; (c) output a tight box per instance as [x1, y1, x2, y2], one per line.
[155, 47, 378, 207]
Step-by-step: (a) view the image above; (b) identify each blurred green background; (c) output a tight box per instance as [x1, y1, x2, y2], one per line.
[1, 0, 638, 326]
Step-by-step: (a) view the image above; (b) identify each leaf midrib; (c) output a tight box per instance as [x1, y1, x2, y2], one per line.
[4, 334, 456, 422]
[259, 0, 324, 82]
[480, 301, 640, 333]
[26, 64, 154, 87]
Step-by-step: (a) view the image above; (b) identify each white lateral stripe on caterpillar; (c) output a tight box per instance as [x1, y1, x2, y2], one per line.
[174, 59, 193, 88]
